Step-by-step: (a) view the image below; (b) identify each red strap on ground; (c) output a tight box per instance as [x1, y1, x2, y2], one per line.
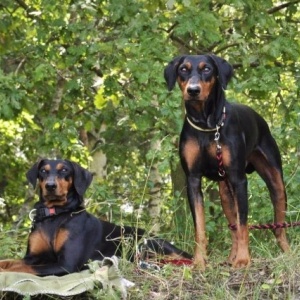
[159, 258, 193, 266]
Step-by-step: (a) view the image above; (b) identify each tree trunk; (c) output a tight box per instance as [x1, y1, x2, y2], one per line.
[170, 160, 190, 233]
[148, 164, 163, 234]
[171, 160, 187, 199]
[80, 126, 107, 180]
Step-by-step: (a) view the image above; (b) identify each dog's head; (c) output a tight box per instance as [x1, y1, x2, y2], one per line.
[26, 159, 93, 207]
[164, 54, 233, 102]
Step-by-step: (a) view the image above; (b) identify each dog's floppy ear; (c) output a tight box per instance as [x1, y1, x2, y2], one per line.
[208, 54, 233, 89]
[69, 161, 93, 196]
[26, 160, 44, 188]
[164, 55, 186, 91]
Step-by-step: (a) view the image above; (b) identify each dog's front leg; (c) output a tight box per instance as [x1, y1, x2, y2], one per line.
[0, 259, 36, 274]
[219, 180, 238, 263]
[186, 175, 207, 269]
[219, 178, 250, 268]
[233, 178, 251, 267]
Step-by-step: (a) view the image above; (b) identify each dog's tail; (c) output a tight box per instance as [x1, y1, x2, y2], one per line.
[139, 238, 193, 261]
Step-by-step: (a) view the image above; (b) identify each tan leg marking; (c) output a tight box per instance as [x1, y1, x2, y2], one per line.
[0, 259, 36, 274]
[193, 201, 207, 270]
[232, 224, 250, 268]
[219, 181, 238, 263]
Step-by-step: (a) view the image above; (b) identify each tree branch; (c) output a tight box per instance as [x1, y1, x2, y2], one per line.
[267, 0, 300, 14]
[14, 0, 49, 28]
[214, 43, 240, 54]
[14, 0, 29, 11]
[232, 60, 283, 69]
[169, 33, 206, 54]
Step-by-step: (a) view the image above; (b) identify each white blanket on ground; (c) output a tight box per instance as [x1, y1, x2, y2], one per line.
[0, 257, 134, 299]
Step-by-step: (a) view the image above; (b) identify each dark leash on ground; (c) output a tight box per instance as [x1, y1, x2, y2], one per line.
[228, 221, 300, 231]
[137, 239, 194, 270]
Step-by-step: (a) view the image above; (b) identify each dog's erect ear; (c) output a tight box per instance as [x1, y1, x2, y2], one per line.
[26, 160, 44, 188]
[164, 55, 186, 91]
[208, 54, 233, 89]
[69, 161, 93, 196]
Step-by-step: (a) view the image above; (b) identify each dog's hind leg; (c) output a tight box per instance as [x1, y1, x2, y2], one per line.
[249, 149, 290, 252]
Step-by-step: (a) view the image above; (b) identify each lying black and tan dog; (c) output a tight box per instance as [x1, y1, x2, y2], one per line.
[164, 54, 289, 269]
[0, 159, 192, 276]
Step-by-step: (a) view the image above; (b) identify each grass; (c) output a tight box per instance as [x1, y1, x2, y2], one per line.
[1, 230, 300, 299]
[122, 246, 300, 300]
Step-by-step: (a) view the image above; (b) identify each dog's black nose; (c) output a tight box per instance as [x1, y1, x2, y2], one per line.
[187, 85, 201, 96]
[45, 182, 57, 191]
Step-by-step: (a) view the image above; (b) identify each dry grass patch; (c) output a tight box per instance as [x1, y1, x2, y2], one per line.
[123, 247, 300, 300]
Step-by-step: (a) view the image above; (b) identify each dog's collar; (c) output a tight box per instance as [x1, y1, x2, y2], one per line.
[29, 206, 85, 223]
[186, 106, 226, 132]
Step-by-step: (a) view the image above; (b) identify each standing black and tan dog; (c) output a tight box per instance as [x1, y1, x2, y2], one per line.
[0, 159, 191, 276]
[164, 54, 289, 269]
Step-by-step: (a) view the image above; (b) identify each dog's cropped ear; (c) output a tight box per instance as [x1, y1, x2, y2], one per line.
[26, 160, 44, 188]
[208, 54, 233, 89]
[164, 55, 186, 91]
[69, 161, 93, 196]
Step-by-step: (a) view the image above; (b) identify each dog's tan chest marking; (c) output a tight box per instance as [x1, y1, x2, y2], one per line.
[183, 138, 200, 170]
[54, 228, 69, 252]
[29, 229, 50, 255]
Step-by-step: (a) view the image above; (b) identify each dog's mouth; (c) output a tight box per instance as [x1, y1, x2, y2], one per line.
[43, 194, 65, 200]
[42, 193, 67, 203]
[43, 194, 67, 208]
[185, 96, 207, 102]
[184, 99, 207, 114]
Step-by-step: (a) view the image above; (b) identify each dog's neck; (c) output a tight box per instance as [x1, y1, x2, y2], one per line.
[33, 189, 84, 223]
[185, 86, 226, 129]
[65, 189, 84, 210]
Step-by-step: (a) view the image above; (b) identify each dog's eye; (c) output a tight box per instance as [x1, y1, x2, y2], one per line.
[203, 67, 211, 73]
[61, 168, 68, 173]
[180, 66, 188, 73]
[40, 169, 46, 173]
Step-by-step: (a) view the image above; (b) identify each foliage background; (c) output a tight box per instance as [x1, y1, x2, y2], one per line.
[0, 0, 299, 258]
